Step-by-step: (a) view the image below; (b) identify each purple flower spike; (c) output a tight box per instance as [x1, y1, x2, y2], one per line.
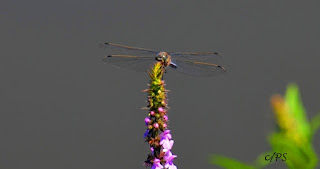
[144, 66, 177, 168]
[160, 130, 172, 140]
[151, 159, 163, 169]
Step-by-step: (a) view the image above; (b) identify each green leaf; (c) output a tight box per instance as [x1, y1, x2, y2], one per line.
[268, 133, 317, 169]
[253, 151, 274, 169]
[310, 113, 320, 136]
[285, 83, 311, 140]
[209, 155, 255, 169]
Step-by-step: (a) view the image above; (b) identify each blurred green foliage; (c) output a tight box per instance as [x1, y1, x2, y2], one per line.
[210, 83, 320, 169]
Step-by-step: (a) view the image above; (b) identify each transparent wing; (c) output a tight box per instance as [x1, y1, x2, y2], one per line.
[102, 42, 159, 56]
[169, 51, 226, 76]
[170, 51, 223, 62]
[170, 58, 226, 76]
[101, 42, 160, 72]
[170, 51, 220, 56]
[103, 55, 157, 72]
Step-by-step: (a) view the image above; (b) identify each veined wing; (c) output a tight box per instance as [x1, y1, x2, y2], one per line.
[102, 42, 159, 56]
[170, 51, 220, 56]
[169, 50, 226, 76]
[102, 42, 160, 72]
[170, 57, 226, 77]
[170, 50, 224, 63]
[103, 55, 158, 72]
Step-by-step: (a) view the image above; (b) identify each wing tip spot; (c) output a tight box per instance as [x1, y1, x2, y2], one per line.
[216, 65, 227, 71]
[102, 55, 112, 63]
[219, 65, 227, 71]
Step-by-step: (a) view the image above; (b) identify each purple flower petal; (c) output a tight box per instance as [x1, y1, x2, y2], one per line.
[143, 129, 149, 138]
[151, 158, 163, 169]
[164, 151, 177, 169]
[165, 163, 177, 169]
[160, 138, 174, 152]
[160, 130, 172, 140]
[164, 151, 177, 161]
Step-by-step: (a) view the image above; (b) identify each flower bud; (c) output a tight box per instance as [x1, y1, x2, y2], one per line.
[162, 123, 167, 129]
[163, 115, 168, 121]
[150, 111, 155, 115]
[158, 107, 165, 113]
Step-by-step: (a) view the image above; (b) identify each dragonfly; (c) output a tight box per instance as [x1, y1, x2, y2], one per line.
[102, 42, 226, 76]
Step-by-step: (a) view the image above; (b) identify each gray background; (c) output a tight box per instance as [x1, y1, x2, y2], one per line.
[1, 0, 320, 169]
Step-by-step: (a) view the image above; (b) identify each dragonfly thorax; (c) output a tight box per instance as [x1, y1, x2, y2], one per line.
[156, 52, 171, 67]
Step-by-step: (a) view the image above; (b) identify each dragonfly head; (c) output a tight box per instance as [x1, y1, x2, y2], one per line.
[156, 52, 171, 67]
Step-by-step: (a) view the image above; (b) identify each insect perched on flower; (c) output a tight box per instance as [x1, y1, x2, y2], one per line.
[102, 42, 226, 76]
